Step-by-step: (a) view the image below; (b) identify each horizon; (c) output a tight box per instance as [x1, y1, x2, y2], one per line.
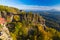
[0, 0, 60, 11]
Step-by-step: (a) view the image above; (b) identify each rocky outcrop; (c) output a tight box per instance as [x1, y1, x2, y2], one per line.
[0, 10, 46, 28]
[12, 14, 45, 25]
[0, 10, 46, 26]
[0, 24, 12, 40]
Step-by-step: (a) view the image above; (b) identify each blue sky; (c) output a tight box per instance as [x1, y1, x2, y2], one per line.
[0, 0, 60, 10]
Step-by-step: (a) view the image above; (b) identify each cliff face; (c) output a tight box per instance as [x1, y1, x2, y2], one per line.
[0, 10, 46, 27]
[12, 14, 45, 25]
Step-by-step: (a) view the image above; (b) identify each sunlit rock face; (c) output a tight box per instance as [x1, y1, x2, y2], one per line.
[0, 26, 12, 40]
[0, 12, 12, 40]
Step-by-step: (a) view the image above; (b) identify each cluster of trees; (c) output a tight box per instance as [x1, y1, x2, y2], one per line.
[7, 22, 60, 40]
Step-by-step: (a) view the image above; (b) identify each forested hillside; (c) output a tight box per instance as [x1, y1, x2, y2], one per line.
[0, 5, 60, 40]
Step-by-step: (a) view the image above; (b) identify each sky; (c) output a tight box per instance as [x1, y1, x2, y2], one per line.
[0, 0, 60, 10]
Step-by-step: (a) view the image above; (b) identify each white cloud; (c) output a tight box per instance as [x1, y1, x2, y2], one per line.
[16, 5, 60, 11]
[0, 4, 60, 11]
[18, 5, 52, 10]
[10, 4, 60, 11]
